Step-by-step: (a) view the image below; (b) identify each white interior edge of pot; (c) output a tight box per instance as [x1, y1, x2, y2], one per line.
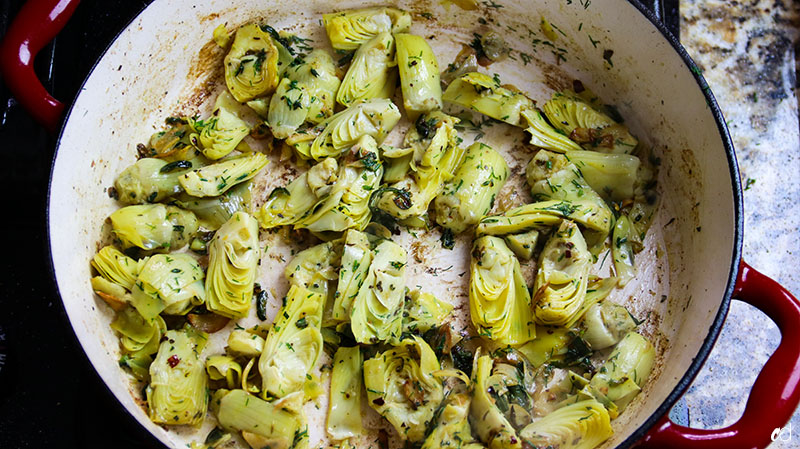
[48, 0, 736, 448]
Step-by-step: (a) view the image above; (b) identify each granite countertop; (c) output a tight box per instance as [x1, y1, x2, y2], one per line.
[675, 1, 800, 446]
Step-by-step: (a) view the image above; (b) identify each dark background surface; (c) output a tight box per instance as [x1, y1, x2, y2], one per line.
[0, 1, 680, 448]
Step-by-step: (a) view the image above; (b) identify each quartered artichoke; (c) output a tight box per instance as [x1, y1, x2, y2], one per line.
[147, 328, 208, 426]
[520, 108, 583, 153]
[114, 157, 197, 204]
[323, 7, 411, 51]
[174, 181, 252, 231]
[612, 213, 636, 286]
[471, 355, 522, 449]
[421, 386, 483, 449]
[395, 33, 442, 117]
[197, 91, 251, 160]
[331, 229, 371, 323]
[532, 220, 592, 327]
[269, 49, 341, 138]
[260, 157, 339, 228]
[434, 142, 508, 234]
[581, 301, 638, 350]
[130, 253, 206, 320]
[216, 389, 299, 447]
[337, 32, 396, 106]
[259, 284, 324, 398]
[91, 245, 140, 290]
[443, 72, 534, 126]
[542, 91, 638, 154]
[590, 332, 655, 411]
[376, 111, 464, 226]
[565, 150, 640, 202]
[402, 290, 453, 335]
[110, 204, 198, 252]
[526, 150, 609, 212]
[289, 98, 401, 161]
[363, 336, 444, 442]
[285, 238, 342, 299]
[144, 119, 202, 162]
[351, 239, 406, 344]
[227, 329, 266, 357]
[470, 236, 536, 345]
[206, 212, 260, 319]
[179, 151, 268, 198]
[327, 346, 363, 440]
[224, 24, 280, 102]
[111, 306, 166, 380]
[519, 399, 613, 449]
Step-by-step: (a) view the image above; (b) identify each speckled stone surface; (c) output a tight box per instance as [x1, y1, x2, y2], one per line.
[676, 1, 800, 446]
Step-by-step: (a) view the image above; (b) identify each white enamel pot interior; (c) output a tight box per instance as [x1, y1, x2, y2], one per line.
[47, 0, 741, 447]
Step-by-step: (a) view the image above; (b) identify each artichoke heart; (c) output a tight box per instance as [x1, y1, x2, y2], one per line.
[179, 152, 268, 198]
[590, 332, 655, 411]
[332, 229, 372, 323]
[269, 49, 341, 138]
[110, 204, 198, 252]
[519, 399, 613, 449]
[337, 32, 397, 106]
[363, 336, 444, 442]
[290, 98, 401, 161]
[542, 91, 637, 154]
[91, 245, 140, 290]
[402, 290, 453, 335]
[260, 157, 339, 228]
[224, 24, 280, 102]
[197, 91, 252, 160]
[421, 387, 483, 449]
[111, 306, 166, 360]
[285, 238, 343, 300]
[434, 142, 509, 234]
[327, 346, 363, 440]
[376, 111, 465, 225]
[471, 355, 522, 449]
[206, 212, 260, 319]
[470, 236, 536, 345]
[147, 328, 208, 426]
[114, 157, 194, 205]
[565, 150, 640, 202]
[612, 213, 637, 287]
[395, 33, 442, 117]
[351, 239, 407, 344]
[174, 181, 252, 231]
[526, 150, 609, 212]
[581, 301, 638, 350]
[443, 72, 534, 126]
[216, 389, 299, 448]
[145, 119, 202, 162]
[532, 220, 592, 327]
[131, 253, 206, 320]
[259, 284, 324, 398]
[520, 108, 583, 153]
[323, 7, 411, 51]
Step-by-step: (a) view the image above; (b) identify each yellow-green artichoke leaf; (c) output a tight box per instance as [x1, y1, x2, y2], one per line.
[206, 212, 260, 319]
[327, 346, 364, 440]
[174, 181, 252, 230]
[227, 329, 266, 357]
[92, 245, 139, 290]
[520, 108, 583, 153]
[395, 33, 442, 117]
[403, 290, 453, 335]
[532, 220, 592, 327]
[363, 336, 444, 442]
[179, 152, 268, 198]
[542, 91, 637, 154]
[216, 389, 299, 448]
[91, 276, 131, 311]
[110, 204, 198, 252]
[581, 301, 638, 351]
[293, 98, 401, 161]
[471, 355, 522, 449]
[565, 150, 640, 202]
[443, 72, 534, 126]
[196, 91, 251, 160]
[111, 306, 166, 357]
[612, 214, 636, 287]
[259, 158, 339, 229]
[225, 24, 280, 102]
[323, 7, 411, 51]
[503, 230, 540, 261]
[590, 332, 655, 411]
[434, 142, 508, 234]
[469, 236, 536, 345]
[147, 328, 208, 426]
[269, 77, 312, 139]
[517, 326, 573, 368]
[259, 284, 324, 398]
[332, 230, 372, 323]
[351, 239, 407, 344]
[206, 355, 242, 389]
[337, 32, 397, 106]
[130, 253, 205, 320]
[421, 386, 483, 449]
[519, 399, 613, 449]
[114, 157, 194, 204]
[285, 238, 343, 299]
[145, 119, 203, 162]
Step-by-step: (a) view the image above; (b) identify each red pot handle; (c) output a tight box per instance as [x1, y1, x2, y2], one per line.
[0, 0, 81, 133]
[638, 260, 800, 449]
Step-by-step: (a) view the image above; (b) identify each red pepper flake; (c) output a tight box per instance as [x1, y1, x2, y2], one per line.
[167, 355, 180, 368]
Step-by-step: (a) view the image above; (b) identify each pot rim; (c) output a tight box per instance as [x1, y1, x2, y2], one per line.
[44, 0, 745, 447]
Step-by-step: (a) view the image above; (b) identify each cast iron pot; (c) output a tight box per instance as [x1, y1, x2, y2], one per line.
[2, 0, 800, 448]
